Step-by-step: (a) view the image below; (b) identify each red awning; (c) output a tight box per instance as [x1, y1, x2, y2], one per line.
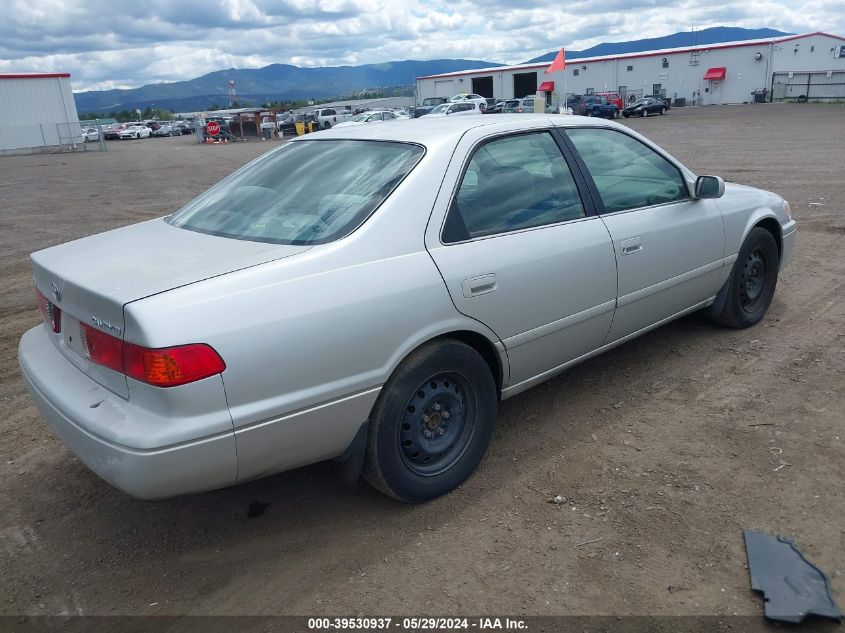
[538, 81, 555, 91]
[703, 67, 726, 81]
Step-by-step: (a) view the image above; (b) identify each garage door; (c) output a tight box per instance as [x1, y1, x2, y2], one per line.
[435, 80, 454, 97]
[472, 76, 494, 98]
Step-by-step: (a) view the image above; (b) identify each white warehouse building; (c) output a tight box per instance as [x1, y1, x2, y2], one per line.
[0, 73, 81, 155]
[416, 31, 845, 107]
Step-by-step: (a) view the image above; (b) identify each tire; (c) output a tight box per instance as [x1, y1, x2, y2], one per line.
[641, 109, 648, 117]
[712, 227, 780, 329]
[363, 339, 497, 503]
[323, 121, 331, 129]
[622, 113, 629, 118]
[612, 110, 619, 119]
[660, 107, 666, 115]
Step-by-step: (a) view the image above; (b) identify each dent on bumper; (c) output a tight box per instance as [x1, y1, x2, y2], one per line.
[18, 326, 237, 499]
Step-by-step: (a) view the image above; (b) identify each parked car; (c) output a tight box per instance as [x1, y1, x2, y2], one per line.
[422, 102, 484, 117]
[483, 100, 505, 114]
[449, 93, 488, 110]
[582, 96, 619, 119]
[567, 95, 617, 118]
[503, 97, 553, 113]
[414, 97, 448, 118]
[171, 122, 191, 135]
[19, 117, 795, 502]
[597, 91, 625, 109]
[333, 110, 409, 128]
[118, 125, 151, 139]
[77, 127, 100, 143]
[152, 124, 179, 137]
[622, 98, 668, 118]
[311, 108, 354, 129]
[103, 124, 125, 140]
[644, 94, 671, 109]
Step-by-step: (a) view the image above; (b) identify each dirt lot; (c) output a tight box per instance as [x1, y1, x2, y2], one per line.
[0, 104, 843, 618]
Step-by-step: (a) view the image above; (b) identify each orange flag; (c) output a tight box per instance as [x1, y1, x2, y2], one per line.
[545, 48, 566, 74]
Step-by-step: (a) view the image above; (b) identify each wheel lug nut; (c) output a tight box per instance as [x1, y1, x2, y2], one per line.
[422, 414, 430, 422]
[433, 403, 441, 411]
[437, 428, 445, 436]
[442, 411, 450, 419]
[423, 429, 432, 439]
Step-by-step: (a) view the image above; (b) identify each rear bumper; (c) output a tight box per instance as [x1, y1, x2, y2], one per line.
[19, 326, 237, 500]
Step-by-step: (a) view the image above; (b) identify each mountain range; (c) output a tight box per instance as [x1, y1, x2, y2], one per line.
[73, 27, 791, 113]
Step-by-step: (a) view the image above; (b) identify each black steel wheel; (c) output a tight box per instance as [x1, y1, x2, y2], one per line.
[363, 339, 497, 503]
[712, 227, 780, 328]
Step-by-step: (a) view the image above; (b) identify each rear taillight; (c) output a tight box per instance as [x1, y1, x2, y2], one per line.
[79, 323, 225, 388]
[35, 289, 61, 333]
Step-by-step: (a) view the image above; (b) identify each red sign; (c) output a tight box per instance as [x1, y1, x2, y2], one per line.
[206, 121, 220, 136]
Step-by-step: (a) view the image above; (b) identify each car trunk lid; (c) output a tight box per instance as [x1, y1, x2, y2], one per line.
[31, 218, 310, 398]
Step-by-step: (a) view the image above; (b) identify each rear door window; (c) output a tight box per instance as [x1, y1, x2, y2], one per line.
[443, 132, 585, 242]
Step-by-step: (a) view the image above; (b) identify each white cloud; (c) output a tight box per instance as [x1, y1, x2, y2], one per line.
[0, 0, 841, 91]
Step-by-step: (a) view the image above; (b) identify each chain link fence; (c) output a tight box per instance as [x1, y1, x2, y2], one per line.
[0, 121, 107, 156]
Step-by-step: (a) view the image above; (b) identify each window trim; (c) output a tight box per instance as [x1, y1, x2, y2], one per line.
[558, 126, 695, 216]
[439, 129, 598, 245]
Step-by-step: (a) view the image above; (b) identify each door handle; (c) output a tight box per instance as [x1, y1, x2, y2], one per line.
[620, 237, 642, 255]
[462, 273, 497, 298]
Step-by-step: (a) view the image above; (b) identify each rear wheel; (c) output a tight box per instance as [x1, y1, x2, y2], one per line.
[712, 227, 780, 328]
[323, 121, 331, 129]
[612, 110, 619, 119]
[660, 107, 666, 115]
[363, 339, 497, 503]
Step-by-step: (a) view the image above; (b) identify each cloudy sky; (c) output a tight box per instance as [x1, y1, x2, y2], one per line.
[0, 0, 842, 92]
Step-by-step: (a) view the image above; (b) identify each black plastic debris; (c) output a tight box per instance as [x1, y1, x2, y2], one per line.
[743, 529, 843, 623]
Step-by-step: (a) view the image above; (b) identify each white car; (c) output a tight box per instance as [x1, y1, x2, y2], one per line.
[450, 93, 489, 110]
[118, 125, 151, 140]
[333, 110, 409, 128]
[422, 102, 484, 117]
[77, 127, 100, 143]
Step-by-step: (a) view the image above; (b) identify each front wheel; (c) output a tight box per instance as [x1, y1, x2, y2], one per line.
[660, 107, 666, 115]
[612, 110, 619, 119]
[363, 339, 497, 503]
[712, 227, 780, 328]
[641, 109, 648, 117]
[622, 113, 629, 118]
[323, 121, 331, 129]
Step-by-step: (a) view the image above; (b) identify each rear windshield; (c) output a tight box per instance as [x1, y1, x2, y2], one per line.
[167, 140, 424, 245]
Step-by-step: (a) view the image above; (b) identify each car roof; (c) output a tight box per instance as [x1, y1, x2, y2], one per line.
[291, 114, 622, 146]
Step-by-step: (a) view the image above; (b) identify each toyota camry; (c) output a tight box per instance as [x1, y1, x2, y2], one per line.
[19, 115, 796, 502]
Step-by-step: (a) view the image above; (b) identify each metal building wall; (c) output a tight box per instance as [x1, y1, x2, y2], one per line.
[0, 75, 80, 152]
[416, 33, 845, 107]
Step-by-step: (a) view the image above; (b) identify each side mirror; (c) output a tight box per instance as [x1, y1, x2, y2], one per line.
[695, 175, 725, 199]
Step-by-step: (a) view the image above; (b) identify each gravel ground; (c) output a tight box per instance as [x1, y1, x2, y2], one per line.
[0, 104, 843, 618]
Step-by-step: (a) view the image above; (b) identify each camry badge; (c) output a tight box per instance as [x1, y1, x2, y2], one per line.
[90, 316, 122, 337]
[51, 282, 61, 303]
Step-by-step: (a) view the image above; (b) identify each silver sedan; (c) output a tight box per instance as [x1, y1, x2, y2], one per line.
[19, 115, 796, 502]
